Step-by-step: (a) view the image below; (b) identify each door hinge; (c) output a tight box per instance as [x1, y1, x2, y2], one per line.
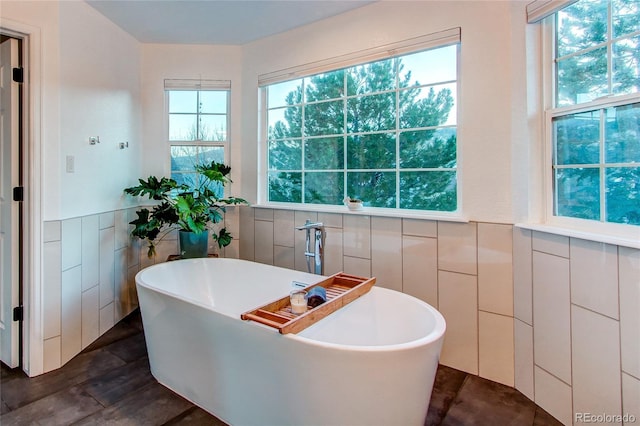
[13, 306, 23, 322]
[12, 67, 24, 83]
[12, 186, 24, 202]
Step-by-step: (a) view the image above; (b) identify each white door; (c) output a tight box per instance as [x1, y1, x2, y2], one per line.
[0, 37, 20, 368]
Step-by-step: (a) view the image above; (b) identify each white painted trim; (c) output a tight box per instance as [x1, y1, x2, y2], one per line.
[258, 27, 461, 86]
[526, 0, 577, 23]
[0, 18, 44, 377]
[540, 17, 640, 246]
[164, 78, 230, 90]
[515, 222, 640, 249]
[251, 203, 469, 223]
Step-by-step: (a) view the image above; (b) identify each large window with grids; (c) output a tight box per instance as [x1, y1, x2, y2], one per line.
[549, 0, 639, 226]
[261, 31, 459, 212]
[166, 79, 230, 196]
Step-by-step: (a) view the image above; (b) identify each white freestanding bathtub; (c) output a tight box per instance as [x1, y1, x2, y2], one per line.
[136, 258, 446, 426]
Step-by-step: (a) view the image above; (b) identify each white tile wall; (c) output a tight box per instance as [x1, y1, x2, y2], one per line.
[520, 230, 637, 425]
[531, 231, 569, 258]
[622, 373, 640, 424]
[41, 208, 142, 373]
[571, 305, 622, 424]
[371, 217, 402, 293]
[533, 251, 572, 385]
[534, 366, 573, 426]
[43, 221, 61, 242]
[43, 240, 62, 340]
[619, 246, 640, 379]
[114, 209, 129, 251]
[570, 239, 619, 319]
[81, 215, 100, 291]
[127, 211, 141, 268]
[479, 311, 514, 387]
[514, 318, 534, 400]
[343, 215, 371, 259]
[114, 247, 128, 322]
[323, 227, 343, 275]
[254, 207, 274, 221]
[99, 302, 115, 335]
[273, 210, 295, 247]
[438, 221, 477, 275]
[99, 227, 115, 308]
[273, 245, 295, 269]
[239, 206, 255, 261]
[254, 219, 274, 265]
[43, 337, 61, 374]
[62, 218, 82, 270]
[81, 286, 99, 349]
[61, 265, 82, 364]
[478, 223, 513, 316]
[318, 212, 342, 229]
[99, 211, 115, 229]
[343, 256, 371, 278]
[402, 235, 437, 306]
[438, 270, 478, 374]
[241, 210, 638, 426]
[513, 228, 533, 325]
[402, 218, 437, 238]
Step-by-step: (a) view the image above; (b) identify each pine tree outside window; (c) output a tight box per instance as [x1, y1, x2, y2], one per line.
[260, 33, 460, 212]
[549, 0, 640, 226]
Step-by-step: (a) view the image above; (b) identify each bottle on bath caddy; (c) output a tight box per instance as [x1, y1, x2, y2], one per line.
[307, 287, 327, 309]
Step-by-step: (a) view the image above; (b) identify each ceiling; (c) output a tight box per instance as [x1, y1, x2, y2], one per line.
[86, 0, 374, 45]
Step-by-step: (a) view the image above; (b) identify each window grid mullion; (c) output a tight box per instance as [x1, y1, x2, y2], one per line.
[264, 45, 459, 211]
[301, 80, 306, 203]
[607, 1, 613, 95]
[599, 109, 607, 223]
[343, 71, 348, 201]
[395, 58, 401, 209]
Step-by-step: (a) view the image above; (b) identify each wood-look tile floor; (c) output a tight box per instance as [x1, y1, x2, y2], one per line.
[1, 309, 561, 425]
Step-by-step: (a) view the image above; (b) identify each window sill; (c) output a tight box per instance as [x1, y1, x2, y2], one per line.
[516, 222, 640, 250]
[252, 203, 469, 223]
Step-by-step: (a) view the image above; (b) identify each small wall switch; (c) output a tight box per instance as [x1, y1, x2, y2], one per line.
[66, 155, 75, 173]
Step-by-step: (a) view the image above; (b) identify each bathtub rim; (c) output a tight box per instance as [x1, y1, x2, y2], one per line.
[136, 258, 446, 353]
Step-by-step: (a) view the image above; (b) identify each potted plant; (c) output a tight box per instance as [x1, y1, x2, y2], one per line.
[343, 196, 364, 211]
[124, 161, 247, 259]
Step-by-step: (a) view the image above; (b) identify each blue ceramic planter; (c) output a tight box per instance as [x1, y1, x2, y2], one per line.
[179, 230, 209, 258]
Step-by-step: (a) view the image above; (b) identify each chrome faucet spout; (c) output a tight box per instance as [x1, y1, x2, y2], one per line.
[296, 219, 325, 275]
[295, 220, 324, 230]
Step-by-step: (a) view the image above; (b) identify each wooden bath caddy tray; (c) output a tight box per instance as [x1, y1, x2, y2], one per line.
[241, 272, 376, 334]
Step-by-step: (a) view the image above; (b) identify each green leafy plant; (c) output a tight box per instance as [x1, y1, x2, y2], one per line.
[124, 161, 248, 258]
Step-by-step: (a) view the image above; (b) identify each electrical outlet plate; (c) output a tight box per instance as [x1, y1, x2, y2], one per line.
[66, 155, 75, 173]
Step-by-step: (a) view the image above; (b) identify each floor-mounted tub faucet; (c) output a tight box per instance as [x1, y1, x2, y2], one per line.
[296, 219, 324, 275]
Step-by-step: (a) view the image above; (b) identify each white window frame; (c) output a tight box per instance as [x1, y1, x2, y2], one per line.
[164, 79, 231, 192]
[540, 7, 640, 245]
[256, 28, 463, 219]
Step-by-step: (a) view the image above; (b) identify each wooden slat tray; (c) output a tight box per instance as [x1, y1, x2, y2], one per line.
[241, 272, 376, 334]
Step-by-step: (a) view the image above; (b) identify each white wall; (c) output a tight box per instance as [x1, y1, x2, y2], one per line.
[1, 1, 62, 220]
[2, 0, 142, 220]
[241, 0, 528, 224]
[58, 1, 142, 219]
[140, 43, 244, 194]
